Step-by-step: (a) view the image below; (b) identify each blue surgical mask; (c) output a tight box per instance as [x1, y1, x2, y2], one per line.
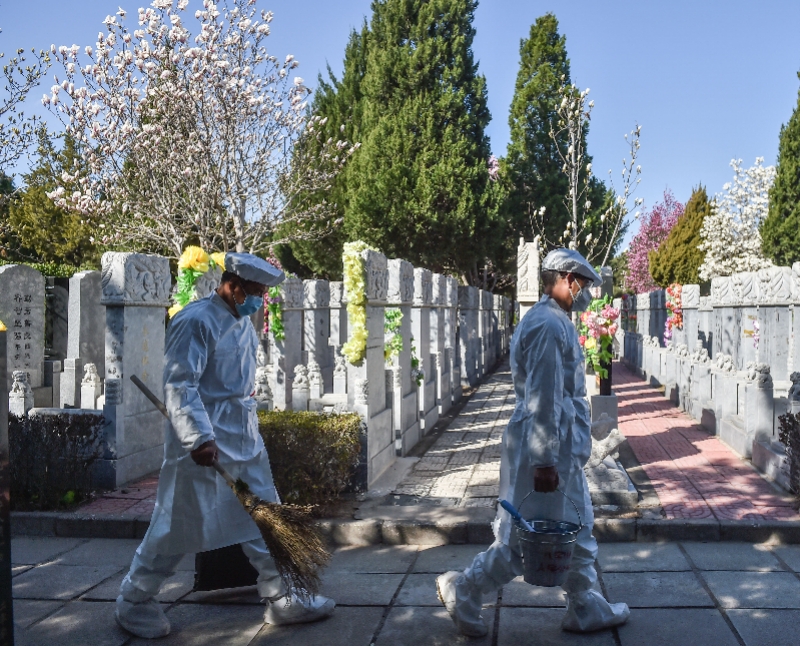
[571, 283, 593, 312]
[235, 294, 264, 318]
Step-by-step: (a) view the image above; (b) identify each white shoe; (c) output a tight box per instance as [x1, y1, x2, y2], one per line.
[436, 571, 488, 638]
[264, 592, 335, 625]
[115, 595, 170, 639]
[561, 589, 630, 632]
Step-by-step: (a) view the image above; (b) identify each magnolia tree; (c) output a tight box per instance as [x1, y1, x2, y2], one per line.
[624, 189, 683, 293]
[698, 158, 775, 280]
[530, 81, 642, 266]
[1, 31, 50, 174]
[43, 0, 355, 257]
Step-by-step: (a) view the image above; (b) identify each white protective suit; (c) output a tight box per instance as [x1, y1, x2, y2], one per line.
[445, 292, 629, 633]
[120, 291, 283, 602]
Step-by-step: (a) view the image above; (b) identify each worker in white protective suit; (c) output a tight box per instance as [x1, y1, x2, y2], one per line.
[436, 248, 629, 637]
[115, 253, 335, 639]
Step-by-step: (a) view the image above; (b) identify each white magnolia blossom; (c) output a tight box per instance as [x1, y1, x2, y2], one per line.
[698, 158, 775, 281]
[44, 0, 355, 257]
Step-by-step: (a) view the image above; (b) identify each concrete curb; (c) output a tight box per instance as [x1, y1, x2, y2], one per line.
[12, 510, 800, 545]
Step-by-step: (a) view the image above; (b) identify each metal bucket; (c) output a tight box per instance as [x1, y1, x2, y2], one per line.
[515, 490, 582, 587]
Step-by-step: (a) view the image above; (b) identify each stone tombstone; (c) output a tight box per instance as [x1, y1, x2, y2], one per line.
[411, 267, 437, 434]
[303, 280, 331, 391]
[445, 277, 461, 404]
[45, 276, 69, 362]
[386, 258, 419, 455]
[599, 267, 613, 299]
[99, 252, 171, 488]
[0, 265, 46, 391]
[65, 270, 105, 404]
[270, 277, 303, 411]
[458, 286, 479, 388]
[755, 266, 793, 383]
[430, 273, 451, 416]
[517, 236, 540, 320]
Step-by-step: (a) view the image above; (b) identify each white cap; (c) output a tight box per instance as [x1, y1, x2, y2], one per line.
[225, 252, 285, 287]
[541, 248, 602, 286]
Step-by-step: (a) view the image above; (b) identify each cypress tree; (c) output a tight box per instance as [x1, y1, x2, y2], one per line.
[650, 186, 712, 287]
[502, 13, 607, 253]
[762, 73, 800, 266]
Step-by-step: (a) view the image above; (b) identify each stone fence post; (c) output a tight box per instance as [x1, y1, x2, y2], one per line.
[329, 282, 348, 395]
[412, 268, 438, 433]
[445, 277, 461, 404]
[270, 277, 303, 410]
[517, 236, 540, 320]
[431, 274, 451, 415]
[303, 280, 331, 392]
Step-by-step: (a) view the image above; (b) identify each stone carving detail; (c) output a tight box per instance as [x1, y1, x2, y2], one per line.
[256, 343, 268, 369]
[789, 372, 800, 403]
[304, 280, 331, 309]
[363, 250, 388, 304]
[714, 353, 735, 373]
[82, 363, 102, 386]
[253, 364, 273, 410]
[731, 272, 759, 305]
[681, 285, 700, 309]
[292, 364, 309, 389]
[10, 371, 32, 397]
[281, 278, 304, 310]
[104, 378, 123, 405]
[413, 268, 432, 306]
[334, 352, 347, 376]
[193, 266, 223, 301]
[699, 296, 712, 311]
[446, 277, 459, 308]
[690, 341, 709, 364]
[431, 274, 446, 307]
[100, 252, 171, 306]
[587, 428, 626, 469]
[9, 370, 34, 416]
[307, 359, 323, 396]
[711, 276, 732, 306]
[676, 343, 690, 358]
[387, 259, 414, 305]
[354, 378, 369, 405]
[745, 362, 773, 388]
[757, 266, 792, 305]
[517, 236, 540, 302]
[329, 281, 345, 308]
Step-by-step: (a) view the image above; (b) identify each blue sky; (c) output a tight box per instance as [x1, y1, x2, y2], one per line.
[3, 0, 800, 249]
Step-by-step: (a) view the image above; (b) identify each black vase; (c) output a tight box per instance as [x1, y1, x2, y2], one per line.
[599, 359, 612, 396]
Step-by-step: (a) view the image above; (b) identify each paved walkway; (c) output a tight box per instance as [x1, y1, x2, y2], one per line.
[12, 536, 800, 645]
[614, 362, 799, 522]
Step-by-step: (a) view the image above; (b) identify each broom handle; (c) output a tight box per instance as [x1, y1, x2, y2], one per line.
[129, 374, 237, 487]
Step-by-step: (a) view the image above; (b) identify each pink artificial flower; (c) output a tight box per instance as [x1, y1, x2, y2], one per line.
[609, 324, 618, 336]
[579, 335, 586, 346]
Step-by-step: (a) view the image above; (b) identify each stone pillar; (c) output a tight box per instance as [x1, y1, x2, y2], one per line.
[458, 286, 479, 388]
[516, 236, 540, 320]
[431, 274, 451, 415]
[445, 277, 461, 404]
[329, 282, 348, 396]
[303, 280, 331, 392]
[98, 252, 172, 488]
[698, 296, 713, 358]
[270, 277, 303, 411]
[387, 259, 419, 455]
[60, 357, 84, 408]
[80, 362, 103, 409]
[0, 265, 45, 391]
[412, 268, 438, 433]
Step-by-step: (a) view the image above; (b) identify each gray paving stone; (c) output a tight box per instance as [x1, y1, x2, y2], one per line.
[327, 545, 418, 573]
[52, 538, 142, 567]
[413, 544, 489, 573]
[617, 608, 739, 646]
[19, 600, 129, 646]
[375, 606, 493, 645]
[12, 599, 63, 629]
[597, 542, 690, 572]
[81, 570, 194, 603]
[12, 565, 32, 577]
[128, 603, 264, 646]
[500, 577, 566, 607]
[770, 545, 800, 572]
[602, 572, 713, 608]
[682, 542, 784, 571]
[11, 537, 86, 565]
[497, 608, 615, 645]
[319, 572, 404, 606]
[12, 562, 123, 600]
[701, 571, 800, 608]
[727, 609, 800, 646]
[252, 606, 383, 646]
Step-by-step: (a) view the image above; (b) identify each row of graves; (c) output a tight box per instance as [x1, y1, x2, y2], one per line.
[616, 266, 800, 493]
[0, 251, 512, 491]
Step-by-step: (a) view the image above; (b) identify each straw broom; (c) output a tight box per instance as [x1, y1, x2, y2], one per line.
[130, 374, 330, 596]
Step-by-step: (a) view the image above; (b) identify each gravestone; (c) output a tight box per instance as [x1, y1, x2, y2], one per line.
[458, 286, 479, 388]
[303, 280, 331, 392]
[67, 271, 106, 372]
[445, 277, 461, 404]
[0, 265, 45, 391]
[98, 252, 171, 488]
[411, 268, 438, 433]
[516, 236, 540, 320]
[270, 277, 303, 411]
[45, 277, 69, 362]
[756, 266, 792, 384]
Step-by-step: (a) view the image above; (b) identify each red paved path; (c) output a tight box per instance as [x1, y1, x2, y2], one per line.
[79, 473, 157, 517]
[614, 361, 799, 521]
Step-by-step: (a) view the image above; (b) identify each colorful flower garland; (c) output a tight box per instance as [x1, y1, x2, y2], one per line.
[168, 246, 226, 318]
[664, 283, 683, 342]
[341, 240, 376, 365]
[578, 296, 620, 379]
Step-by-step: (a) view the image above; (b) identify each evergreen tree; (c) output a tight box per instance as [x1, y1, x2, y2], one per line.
[502, 13, 607, 254]
[650, 186, 712, 286]
[6, 131, 98, 266]
[762, 73, 800, 266]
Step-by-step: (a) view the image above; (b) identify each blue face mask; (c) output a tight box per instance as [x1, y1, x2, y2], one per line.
[235, 294, 264, 318]
[570, 282, 593, 312]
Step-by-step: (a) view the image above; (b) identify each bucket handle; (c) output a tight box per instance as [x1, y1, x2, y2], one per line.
[517, 488, 582, 531]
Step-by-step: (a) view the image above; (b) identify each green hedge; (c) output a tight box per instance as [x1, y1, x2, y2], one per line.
[9, 412, 105, 510]
[258, 410, 363, 512]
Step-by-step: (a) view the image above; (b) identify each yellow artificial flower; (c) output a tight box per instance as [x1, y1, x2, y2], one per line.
[178, 246, 210, 272]
[0, 319, 6, 332]
[167, 303, 184, 319]
[210, 252, 226, 270]
[584, 337, 597, 350]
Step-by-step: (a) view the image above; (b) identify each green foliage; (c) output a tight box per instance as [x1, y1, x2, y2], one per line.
[3, 130, 99, 266]
[609, 252, 628, 297]
[384, 307, 403, 360]
[0, 258, 93, 278]
[650, 186, 713, 287]
[762, 74, 800, 266]
[258, 410, 363, 512]
[9, 412, 105, 510]
[502, 14, 609, 256]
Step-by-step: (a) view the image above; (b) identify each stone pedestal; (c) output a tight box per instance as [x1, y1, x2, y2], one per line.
[590, 394, 618, 425]
[80, 363, 103, 410]
[97, 252, 172, 488]
[8, 371, 33, 417]
[59, 357, 84, 408]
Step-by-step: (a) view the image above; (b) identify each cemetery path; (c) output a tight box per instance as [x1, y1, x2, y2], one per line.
[615, 361, 800, 522]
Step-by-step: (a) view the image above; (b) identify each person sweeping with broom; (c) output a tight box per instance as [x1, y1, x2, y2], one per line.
[115, 253, 335, 639]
